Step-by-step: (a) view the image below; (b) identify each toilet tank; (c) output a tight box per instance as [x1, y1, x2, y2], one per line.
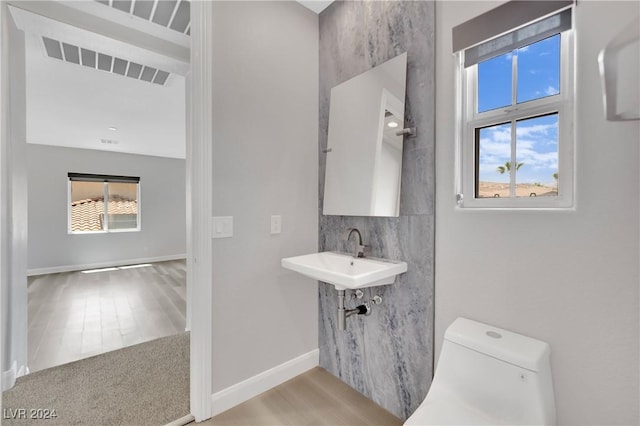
[432, 318, 556, 425]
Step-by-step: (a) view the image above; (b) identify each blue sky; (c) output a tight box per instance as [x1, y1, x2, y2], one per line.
[477, 35, 560, 185]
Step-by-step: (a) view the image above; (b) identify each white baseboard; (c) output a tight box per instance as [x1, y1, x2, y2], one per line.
[27, 254, 187, 276]
[17, 364, 28, 378]
[210, 349, 319, 417]
[164, 414, 195, 426]
[2, 361, 17, 391]
[0, 361, 25, 391]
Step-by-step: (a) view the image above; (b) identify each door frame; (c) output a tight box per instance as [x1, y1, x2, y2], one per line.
[0, 1, 214, 421]
[188, 1, 213, 420]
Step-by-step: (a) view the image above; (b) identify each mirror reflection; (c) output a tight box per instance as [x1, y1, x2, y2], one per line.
[323, 52, 407, 217]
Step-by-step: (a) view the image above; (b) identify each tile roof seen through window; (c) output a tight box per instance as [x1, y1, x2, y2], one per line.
[71, 198, 138, 232]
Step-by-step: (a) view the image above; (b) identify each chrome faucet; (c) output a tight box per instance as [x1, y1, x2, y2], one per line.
[345, 228, 367, 258]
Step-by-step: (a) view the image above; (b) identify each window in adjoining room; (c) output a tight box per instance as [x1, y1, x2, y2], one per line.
[454, 1, 575, 208]
[68, 173, 140, 233]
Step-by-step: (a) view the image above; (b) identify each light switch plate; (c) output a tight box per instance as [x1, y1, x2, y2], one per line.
[212, 216, 233, 238]
[270, 215, 281, 234]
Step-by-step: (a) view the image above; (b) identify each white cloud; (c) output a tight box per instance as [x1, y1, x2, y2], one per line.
[516, 144, 558, 169]
[532, 87, 560, 97]
[545, 85, 559, 96]
[478, 120, 559, 182]
[516, 122, 557, 138]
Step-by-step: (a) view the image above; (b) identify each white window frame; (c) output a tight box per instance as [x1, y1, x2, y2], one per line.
[68, 176, 141, 234]
[456, 30, 575, 209]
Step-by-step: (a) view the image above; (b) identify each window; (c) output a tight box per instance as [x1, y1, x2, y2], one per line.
[68, 173, 140, 233]
[454, 1, 574, 208]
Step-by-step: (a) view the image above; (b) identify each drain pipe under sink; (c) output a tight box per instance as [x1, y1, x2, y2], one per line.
[337, 289, 371, 331]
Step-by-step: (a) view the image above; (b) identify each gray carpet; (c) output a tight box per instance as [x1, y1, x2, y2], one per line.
[2, 332, 190, 425]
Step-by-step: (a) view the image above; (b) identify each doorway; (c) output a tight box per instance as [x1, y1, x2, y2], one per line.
[19, 0, 188, 373]
[1, 0, 213, 421]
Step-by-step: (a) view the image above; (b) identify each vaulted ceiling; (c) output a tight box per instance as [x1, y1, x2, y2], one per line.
[11, 0, 332, 159]
[94, 0, 191, 35]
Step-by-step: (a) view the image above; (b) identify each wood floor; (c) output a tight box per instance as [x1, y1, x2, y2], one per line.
[27, 259, 186, 372]
[202, 367, 403, 426]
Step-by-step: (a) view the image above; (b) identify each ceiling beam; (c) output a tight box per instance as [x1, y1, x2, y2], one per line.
[7, 1, 189, 65]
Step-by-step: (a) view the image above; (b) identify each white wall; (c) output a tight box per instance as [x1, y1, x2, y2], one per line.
[211, 0, 318, 392]
[27, 144, 186, 273]
[435, 1, 639, 424]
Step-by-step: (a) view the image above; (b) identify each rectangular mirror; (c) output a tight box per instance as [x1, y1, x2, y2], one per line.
[323, 52, 407, 217]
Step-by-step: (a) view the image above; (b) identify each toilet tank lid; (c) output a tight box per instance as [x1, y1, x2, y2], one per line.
[444, 318, 551, 372]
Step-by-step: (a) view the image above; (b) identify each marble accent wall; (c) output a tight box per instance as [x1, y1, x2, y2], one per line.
[318, 1, 435, 420]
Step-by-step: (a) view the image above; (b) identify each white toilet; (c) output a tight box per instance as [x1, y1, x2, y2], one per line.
[405, 317, 556, 425]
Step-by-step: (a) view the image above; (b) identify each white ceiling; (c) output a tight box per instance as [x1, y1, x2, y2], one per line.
[94, 0, 191, 35]
[11, 2, 187, 159]
[13, 0, 331, 160]
[26, 31, 186, 159]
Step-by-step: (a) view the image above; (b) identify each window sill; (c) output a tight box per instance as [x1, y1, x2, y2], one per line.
[456, 193, 574, 210]
[68, 229, 140, 235]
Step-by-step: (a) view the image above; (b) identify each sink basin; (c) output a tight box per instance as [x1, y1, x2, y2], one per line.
[281, 251, 407, 291]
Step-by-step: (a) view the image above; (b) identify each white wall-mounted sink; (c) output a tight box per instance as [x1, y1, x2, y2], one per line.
[281, 251, 407, 290]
